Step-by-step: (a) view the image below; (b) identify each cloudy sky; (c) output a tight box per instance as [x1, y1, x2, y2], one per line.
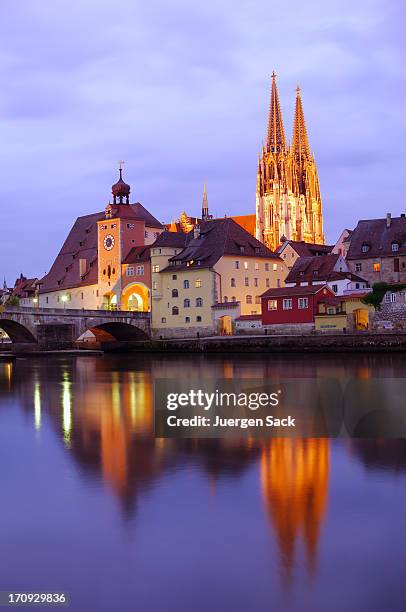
[1, 0, 405, 283]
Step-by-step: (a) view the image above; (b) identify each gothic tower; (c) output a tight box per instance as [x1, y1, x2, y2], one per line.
[256, 73, 325, 250]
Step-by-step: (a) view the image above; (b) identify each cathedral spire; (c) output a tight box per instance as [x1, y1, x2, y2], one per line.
[266, 71, 286, 153]
[292, 85, 310, 160]
[201, 180, 209, 220]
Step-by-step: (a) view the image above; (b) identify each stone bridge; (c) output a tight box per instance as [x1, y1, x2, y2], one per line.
[0, 306, 151, 350]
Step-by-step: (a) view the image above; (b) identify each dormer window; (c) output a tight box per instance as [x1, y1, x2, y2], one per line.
[361, 244, 370, 253]
[392, 242, 399, 252]
[240, 246, 245, 254]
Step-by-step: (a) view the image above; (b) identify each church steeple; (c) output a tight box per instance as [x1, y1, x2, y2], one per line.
[266, 71, 286, 153]
[201, 180, 209, 220]
[292, 85, 310, 160]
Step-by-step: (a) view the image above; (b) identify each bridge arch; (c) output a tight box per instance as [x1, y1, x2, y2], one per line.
[0, 318, 37, 343]
[79, 320, 149, 342]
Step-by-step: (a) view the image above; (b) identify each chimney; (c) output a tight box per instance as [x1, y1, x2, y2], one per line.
[386, 213, 392, 228]
[79, 258, 87, 278]
[193, 224, 200, 239]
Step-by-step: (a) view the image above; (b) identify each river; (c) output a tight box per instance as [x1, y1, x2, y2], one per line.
[1, 353, 406, 612]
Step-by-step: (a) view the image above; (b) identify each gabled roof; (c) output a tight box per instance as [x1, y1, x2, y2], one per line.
[231, 214, 256, 237]
[123, 246, 151, 264]
[277, 240, 333, 257]
[162, 218, 280, 272]
[153, 231, 190, 248]
[285, 254, 341, 284]
[347, 216, 406, 260]
[261, 285, 334, 299]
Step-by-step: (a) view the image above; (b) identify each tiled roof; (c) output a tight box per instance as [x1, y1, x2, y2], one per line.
[347, 216, 406, 260]
[123, 246, 151, 264]
[261, 285, 333, 299]
[285, 254, 341, 283]
[153, 231, 190, 248]
[12, 276, 38, 297]
[231, 214, 256, 237]
[162, 218, 280, 272]
[277, 240, 333, 257]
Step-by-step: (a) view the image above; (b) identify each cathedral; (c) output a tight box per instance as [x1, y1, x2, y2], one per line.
[256, 73, 325, 251]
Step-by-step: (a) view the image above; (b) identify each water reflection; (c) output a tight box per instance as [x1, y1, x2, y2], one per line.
[1, 354, 406, 611]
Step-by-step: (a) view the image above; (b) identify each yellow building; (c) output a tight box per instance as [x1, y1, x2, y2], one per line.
[151, 218, 287, 338]
[256, 73, 325, 251]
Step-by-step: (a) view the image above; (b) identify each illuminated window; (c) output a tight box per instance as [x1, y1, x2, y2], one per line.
[244, 261, 248, 269]
[373, 262, 381, 272]
[268, 299, 277, 310]
[255, 262, 259, 270]
[273, 263, 278, 271]
[195, 279, 202, 288]
[152, 265, 160, 273]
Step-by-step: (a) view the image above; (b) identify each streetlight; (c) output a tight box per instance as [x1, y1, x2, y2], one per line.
[61, 294, 69, 311]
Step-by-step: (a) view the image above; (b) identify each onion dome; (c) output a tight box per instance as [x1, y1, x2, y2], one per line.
[112, 167, 131, 204]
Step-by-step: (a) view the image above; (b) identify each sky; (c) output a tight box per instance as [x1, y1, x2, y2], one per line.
[1, 0, 405, 283]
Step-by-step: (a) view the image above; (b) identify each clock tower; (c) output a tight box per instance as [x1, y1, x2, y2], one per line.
[97, 167, 133, 309]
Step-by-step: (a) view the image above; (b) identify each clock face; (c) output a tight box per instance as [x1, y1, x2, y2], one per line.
[103, 234, 115, 251]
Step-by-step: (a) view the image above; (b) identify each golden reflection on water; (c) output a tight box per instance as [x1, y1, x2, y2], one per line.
[61, 371, 72, 447]
[34, 381, 41, 431]
[261, 439, 330, 583]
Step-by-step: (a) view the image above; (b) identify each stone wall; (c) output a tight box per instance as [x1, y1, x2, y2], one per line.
[372, 290, 406, 330]
[151, 325, 216, 339]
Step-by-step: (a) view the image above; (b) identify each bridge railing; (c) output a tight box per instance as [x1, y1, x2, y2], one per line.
[1, 305, 150, 317]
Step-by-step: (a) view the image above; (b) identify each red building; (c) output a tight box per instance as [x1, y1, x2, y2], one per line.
[261, 285, 336, 327]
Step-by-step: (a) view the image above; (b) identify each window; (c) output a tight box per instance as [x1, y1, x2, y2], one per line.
[144, 231, 148, 238]
[224, 296, 228, 302]
[196, 316, 202, 322]
[185, 317, 190, 323]
[183, 280, 189, 289]
[127, 223, 135, 229]
[244, 261, 248, 270]
[195, 279, 202, 288]
[283, 298, 293, 310]
[277, 279, 281, 288]
[46, 297, 49, 304]
[266, 278, 270, 288]
[355, 263, 362, 272]
[373, 262, 381, 272]
[152, 281, 157, 290]
[385, 293, 391, 303]
[268, 299, 277, 311]
[231, 278, 236, 287]
[172, 307, 179, 315]
[254, 278, 258, 287]
[231, 296, 236, 302]
[392, 242, 399, 252]
[196, 297, 203, 307]
[184, 298, 190, 308]
[136, 265, 144, 275]
[362, 244, 370, 253]
[161, 317, 167, 323]
[255, 295, 261, 304]
[273, 263, 278, 271]
[126, 267, 134, 276]
[152, 265, 160, 273]
[265, 263, 269, 271]
[172, 274, 177, 280]
[332, 284, 338, 293]
[81, 292, 84, 300]
[246, 295, 252, 304]
[235, 261, 240, 269]
[391, 293, 397, 303]
[298, 298, 309, 309]
[172, 289, 178, 298]
[240, 246, 245, 254]
[245, 277, 249, 286]
[255, 262, 259, 270]
[111, 224, 117, 229]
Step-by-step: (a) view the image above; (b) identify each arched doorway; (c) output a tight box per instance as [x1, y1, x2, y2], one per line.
[103, 293, 118, 311]
[121, 283, 150, 312]
[219, 316, 233, 336]
[354, 308, 369, 330]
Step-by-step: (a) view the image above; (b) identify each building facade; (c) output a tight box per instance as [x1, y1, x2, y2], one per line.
[256, 73, 325, 251]
[151, 218, 287, 338]
[346, 214, 406, 286]
[38, 170, 163, 310]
